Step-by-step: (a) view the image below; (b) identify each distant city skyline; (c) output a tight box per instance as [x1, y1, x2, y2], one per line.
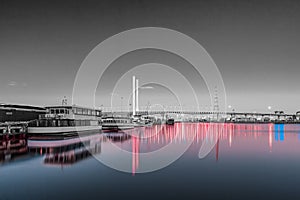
[0, 0, 300, 113]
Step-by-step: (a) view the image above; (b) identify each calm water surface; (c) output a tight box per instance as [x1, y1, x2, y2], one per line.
[0, 123, 300, 200]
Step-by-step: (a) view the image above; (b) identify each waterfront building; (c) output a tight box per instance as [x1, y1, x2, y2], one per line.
[0, 103, 46, 122]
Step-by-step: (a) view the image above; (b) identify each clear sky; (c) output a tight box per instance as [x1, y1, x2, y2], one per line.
[0, 0, 300, 113]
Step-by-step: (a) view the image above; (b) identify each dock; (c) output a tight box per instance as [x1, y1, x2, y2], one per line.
[0, 122, 28, 136]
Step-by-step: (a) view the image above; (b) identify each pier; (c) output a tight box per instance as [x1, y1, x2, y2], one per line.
[0, 122, 28, 136]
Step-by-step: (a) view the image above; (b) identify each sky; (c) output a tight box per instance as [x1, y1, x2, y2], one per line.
[0, 0, 300, 113]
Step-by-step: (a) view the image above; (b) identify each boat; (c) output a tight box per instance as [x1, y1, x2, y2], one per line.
[166, 118, 175, 125]
[142, 115, 154, 127]
[132, 115, 154, 127]
[101, 116, 134, 131]
[27, 105, 102, 135]
[132, 115, 144, 127]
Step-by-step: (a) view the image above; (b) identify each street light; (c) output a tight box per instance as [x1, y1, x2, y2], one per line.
[111, 92, 124, 112]
[121, 97, 124, 112]
[268, 106, 272, 111]
[228, 105, 235, 112]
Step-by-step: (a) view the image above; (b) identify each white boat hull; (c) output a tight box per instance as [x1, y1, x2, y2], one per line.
[28, 125, 102, 134]
[102, 123, 134, 131]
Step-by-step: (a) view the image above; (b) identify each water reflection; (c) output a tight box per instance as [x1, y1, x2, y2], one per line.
[0, 134, 27, 163]
[1, 123, 299, 173]
[1, 123, 300, 200]
[28, 135, 103, 165]
[274, 124, 285, 141]
[101, 123, 300, 174]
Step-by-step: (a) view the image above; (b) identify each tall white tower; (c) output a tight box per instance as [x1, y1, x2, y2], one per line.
[132, 76, 140, 116]
[132, 76, 136, 116]
[136, 78, 139, 112]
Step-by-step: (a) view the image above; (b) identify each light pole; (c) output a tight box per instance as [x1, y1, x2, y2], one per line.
[121, 97, 124, 113]
[146, 101, 151, 115]
[111, 92, 124, 112]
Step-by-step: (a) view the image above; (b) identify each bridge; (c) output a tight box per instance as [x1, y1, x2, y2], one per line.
[102, 110, 300, 123]
[102, 76, 300, 123]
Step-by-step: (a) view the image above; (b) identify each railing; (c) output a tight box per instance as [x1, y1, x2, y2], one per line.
[0, 122, 28, 135]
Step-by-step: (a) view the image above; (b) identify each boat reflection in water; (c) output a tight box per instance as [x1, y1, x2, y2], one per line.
[102, 132, 131, 142]
[28, 134, 103, 165]
[0, 134, 27, 163]
[27, 132, 132, 166]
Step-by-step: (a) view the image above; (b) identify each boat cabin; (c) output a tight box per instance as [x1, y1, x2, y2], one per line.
[28, 105, 102, 128]
[42, 105, 102, 120]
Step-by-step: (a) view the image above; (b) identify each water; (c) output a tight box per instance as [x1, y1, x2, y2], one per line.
[1, 123, 300, 200]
